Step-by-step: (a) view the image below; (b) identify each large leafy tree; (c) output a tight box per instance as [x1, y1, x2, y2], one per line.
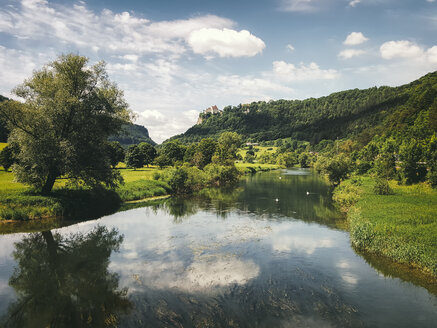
[0, 54, 131, 193]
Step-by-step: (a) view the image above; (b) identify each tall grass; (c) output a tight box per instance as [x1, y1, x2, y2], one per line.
[336, 177, 437, 277]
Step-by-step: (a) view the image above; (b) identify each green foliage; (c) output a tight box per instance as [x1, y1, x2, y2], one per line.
[204, 163, 240, 186]
[116, 179, 170, 201]
[244, 152, 255, 163]
[0, 54, 131, 193]
[215, 132, 242, 161]
[159, 163, 241, 194]
[298, 152, 310, 168]
[106, 141, 125, 168]
[343, 177, 437, 276]
[316, 154, 353, 185]
[276, 152, 297, 167]
[192, 137, 217, 168]
[160, 140, 186, 166]
[374, 153, 396, 179]
[0, 145, 15, 171]
[138, 142, 157, 166]
[172, 72, 437, 145]
[125, 145, 143, 169]
[373, 178, 394, 195]
[332, 182, 361, 212]
[399, 139, 427, 184]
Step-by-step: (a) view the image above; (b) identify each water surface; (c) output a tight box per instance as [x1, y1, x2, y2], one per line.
[0, 169, 436, 327]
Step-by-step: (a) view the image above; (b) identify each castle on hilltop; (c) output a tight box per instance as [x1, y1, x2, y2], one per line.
[197, 105, 223, 124]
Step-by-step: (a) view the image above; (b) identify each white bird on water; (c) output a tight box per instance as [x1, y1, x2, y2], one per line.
[275, 198, 279, 202]
[306, 191, 310, 195]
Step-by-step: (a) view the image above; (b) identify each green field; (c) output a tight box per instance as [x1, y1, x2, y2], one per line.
[235, 162, 281, 172]
[0, 165, 168, 222]
[237, 146, 278, 159]
[338, 177, 437, 277]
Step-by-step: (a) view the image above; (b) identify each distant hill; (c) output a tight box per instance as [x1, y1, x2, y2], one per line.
[170, 71, 437, 146]
[109, 123, 156, 147]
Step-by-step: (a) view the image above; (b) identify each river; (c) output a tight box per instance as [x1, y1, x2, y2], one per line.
[0, 169, 436, 327]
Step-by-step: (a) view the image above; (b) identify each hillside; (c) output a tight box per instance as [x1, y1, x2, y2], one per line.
[171, 71, 437, 145]
[109, 123, 156, 146]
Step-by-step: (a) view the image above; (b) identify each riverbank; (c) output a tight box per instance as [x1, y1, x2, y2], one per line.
[334, 177, 437, 277]
[0, 161, 263, 224]
[0, 168, 171, 223]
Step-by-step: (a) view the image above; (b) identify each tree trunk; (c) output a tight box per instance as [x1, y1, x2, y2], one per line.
[41, 171, 57, 194]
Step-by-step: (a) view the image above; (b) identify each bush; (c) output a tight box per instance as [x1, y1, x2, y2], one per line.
[373, 178, 394, 195]
[333, 183, 361, 212]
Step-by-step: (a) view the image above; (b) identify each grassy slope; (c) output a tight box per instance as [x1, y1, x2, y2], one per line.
[340, 177, 437, 277]
[237, 146, 278, 158]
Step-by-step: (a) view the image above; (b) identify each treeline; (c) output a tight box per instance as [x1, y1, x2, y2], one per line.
[172, 71, 437, 147]
[124, 132, 243, 194]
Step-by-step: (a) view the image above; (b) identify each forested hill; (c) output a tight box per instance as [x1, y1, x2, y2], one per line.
[170, 71, 437, 145]
[109, 123, 156, 146]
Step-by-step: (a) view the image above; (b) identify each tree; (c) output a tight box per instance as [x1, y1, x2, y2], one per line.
[215, 132, 242, 163]
[106, 141, 125, 168]
[138, 142, 157, 167]
[299, 152, 310, 168]
[125, 144, 143, 169]
[323, 154, 353, 185]
[192, 138, 217, 168]
[0, 145, 15, 171]
[0, 54, 131, 194]
[161, 140, 186, 166]
[399, 139, 427, 184]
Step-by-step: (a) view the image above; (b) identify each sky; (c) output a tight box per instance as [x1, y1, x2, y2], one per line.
[0, 0, 436, 143]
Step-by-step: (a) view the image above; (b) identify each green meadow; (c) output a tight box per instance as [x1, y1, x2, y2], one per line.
[336, 177, 437, 277]
[0, 166, 169, 222]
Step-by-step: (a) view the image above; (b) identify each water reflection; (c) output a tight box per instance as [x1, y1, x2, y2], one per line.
[0, 169, 436, 327]
[1, 226, 131, 328]
[146, 169, 343, 227]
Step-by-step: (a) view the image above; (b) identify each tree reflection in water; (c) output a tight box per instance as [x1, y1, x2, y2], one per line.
[2, 226, 132, 328]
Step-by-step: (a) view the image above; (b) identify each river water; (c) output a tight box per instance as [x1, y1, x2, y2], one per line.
[0, 169, 436, 327]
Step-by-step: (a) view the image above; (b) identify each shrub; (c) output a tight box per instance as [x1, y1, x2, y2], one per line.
[373, 178, 394, 195]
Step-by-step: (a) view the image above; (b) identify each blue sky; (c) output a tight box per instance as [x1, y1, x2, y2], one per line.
[0, 0, 436, 142]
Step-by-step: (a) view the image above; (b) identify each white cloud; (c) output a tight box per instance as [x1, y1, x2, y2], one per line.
[427, 46, 437, 63]
[338, 49, 365, 59]
[0, 1, 235, 57]
[187, 28, 265, 58]
[343, 32, 368, 45]
[0, 46, 53, 98]
[349, 0, 361, 7]
[286, 44, 295, 52]
[281, 0, 317, 12]
[380, 40, 424, 59]
[272, 61, 339, 81]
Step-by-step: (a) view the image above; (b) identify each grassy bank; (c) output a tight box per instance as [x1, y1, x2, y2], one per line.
[334, 177, 437, 277]
[0, 167, 170, 223]
[235, 162, 281, 174]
